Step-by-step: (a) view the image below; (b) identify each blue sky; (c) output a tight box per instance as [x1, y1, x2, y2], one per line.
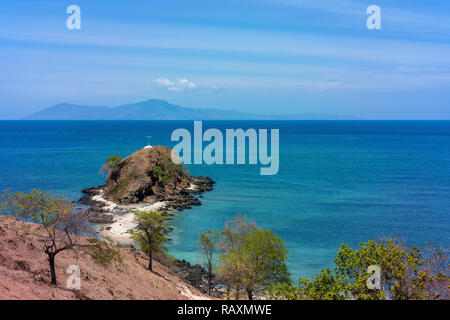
[0, 0, 450, 119]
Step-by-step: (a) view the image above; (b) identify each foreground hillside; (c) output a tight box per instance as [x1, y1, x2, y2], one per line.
[0, 216, 208, 300]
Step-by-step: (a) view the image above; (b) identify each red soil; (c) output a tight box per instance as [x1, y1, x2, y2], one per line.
[0, 216, 209, 300]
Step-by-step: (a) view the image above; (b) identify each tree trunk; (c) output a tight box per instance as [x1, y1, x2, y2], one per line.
[207, 268, 212, 295]
[247, 288, 253, 300]
[226, 285, 231, 300]
[235, 284, 241, 300]
[48, 254, 57, 285]
[148, 249, 153, 271]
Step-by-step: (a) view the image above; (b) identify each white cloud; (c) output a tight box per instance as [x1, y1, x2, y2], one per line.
[154, 78, 197, 91]
[155, 78, 174, 87]
[177, 78, 197, 89]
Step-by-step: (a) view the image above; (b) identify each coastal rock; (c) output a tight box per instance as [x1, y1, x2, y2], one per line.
[172, 259, 221, 297]
[78, 186, 104, 209]
[103, 146, 214, 205]
[87, 212, 115, 224]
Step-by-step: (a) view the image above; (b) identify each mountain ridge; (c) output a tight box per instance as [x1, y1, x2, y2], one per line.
[24, 99, 358, 120]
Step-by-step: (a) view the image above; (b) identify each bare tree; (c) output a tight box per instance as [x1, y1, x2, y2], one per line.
[198, 230, 220, 295]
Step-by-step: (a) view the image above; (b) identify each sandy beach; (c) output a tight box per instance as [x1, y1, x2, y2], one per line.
[92, 190, 167, 242]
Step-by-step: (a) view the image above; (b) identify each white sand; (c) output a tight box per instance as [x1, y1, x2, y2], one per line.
[92, 192, 118, 211]
[186, 183, 197, 191]
[94, 191, 166, 242]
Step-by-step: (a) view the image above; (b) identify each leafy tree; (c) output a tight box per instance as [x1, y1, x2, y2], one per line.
[268, 268, 346, 300]
[198, 230, 220, 295]
[99, 154, 122, 174]
[130, 210, 169, 271]
[268, 237, 449, 300]
[335, 238, 410, 299]
[334, 238, 449, 300]
[220, 214, 258, 253]
[107, 154, 122, 168]
[0, 189, 90, 285]
[217, 214, 258, 299]
[229, 229, 291, 300]
[216, 215, 291, 300]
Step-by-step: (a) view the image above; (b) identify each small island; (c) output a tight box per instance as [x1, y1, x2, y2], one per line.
[79, 145, 215, 241]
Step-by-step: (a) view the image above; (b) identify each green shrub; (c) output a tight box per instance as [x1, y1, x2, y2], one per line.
[153, 166, 172, 183]
[85, 238, 124, 268]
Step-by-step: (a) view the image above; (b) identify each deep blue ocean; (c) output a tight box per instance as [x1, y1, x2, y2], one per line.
[0, 121, 449, 278]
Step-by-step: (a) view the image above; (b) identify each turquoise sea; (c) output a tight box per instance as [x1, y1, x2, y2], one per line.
[0, 121, 449, 278]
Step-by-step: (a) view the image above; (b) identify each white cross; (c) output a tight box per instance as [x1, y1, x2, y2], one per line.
[144, 135, 153, 149]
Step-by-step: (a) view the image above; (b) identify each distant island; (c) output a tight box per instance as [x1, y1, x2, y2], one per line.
[24, 99, 358, 120]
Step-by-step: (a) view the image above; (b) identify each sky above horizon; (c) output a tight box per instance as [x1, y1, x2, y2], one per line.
[0, 0, 450, 119]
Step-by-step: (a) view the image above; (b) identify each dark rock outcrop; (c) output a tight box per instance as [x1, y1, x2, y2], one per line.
[87, 212, 115, 224]
[171, 259, 222, 297]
